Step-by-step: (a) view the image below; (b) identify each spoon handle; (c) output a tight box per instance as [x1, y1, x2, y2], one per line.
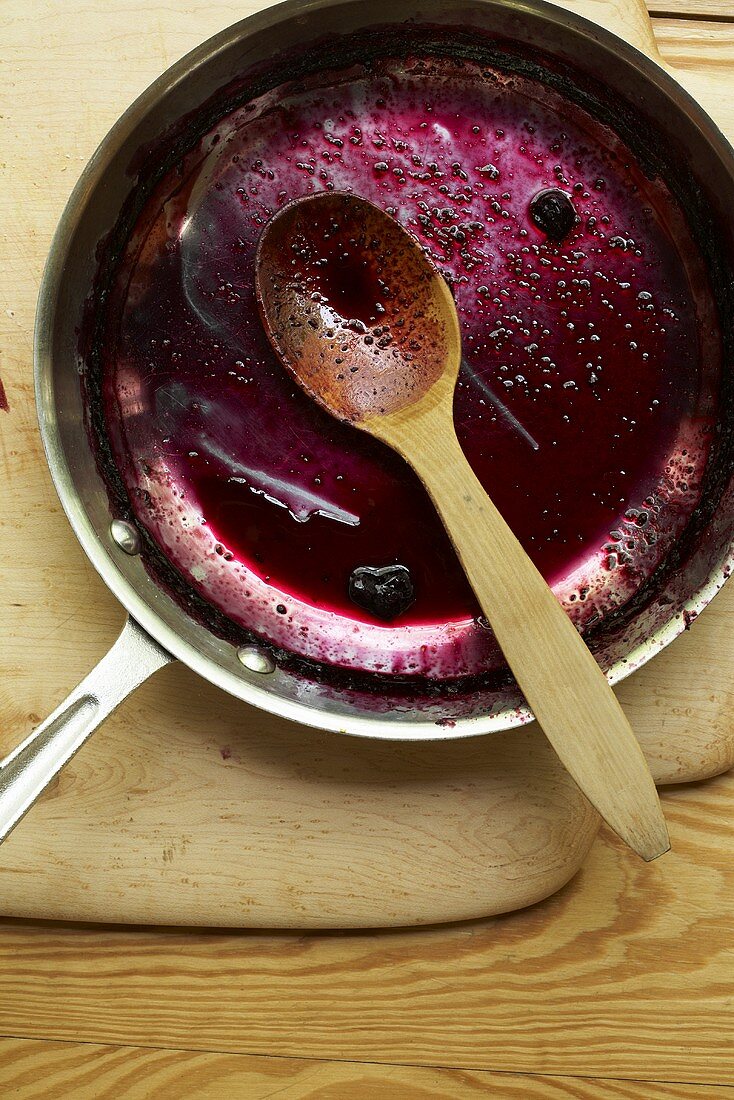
[397, 412, 669, 862]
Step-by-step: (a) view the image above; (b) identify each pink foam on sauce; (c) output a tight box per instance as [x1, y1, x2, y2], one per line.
[102, 55, 721, 677]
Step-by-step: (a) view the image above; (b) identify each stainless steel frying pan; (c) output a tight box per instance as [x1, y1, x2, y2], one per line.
[2, 0, 733, 842]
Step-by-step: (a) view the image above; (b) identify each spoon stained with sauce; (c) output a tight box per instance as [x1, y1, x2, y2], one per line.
[255, 190, 669, 862]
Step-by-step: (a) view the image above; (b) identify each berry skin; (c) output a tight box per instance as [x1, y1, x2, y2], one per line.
[348, 564, 415, 620]
[529, 188, 578, 240]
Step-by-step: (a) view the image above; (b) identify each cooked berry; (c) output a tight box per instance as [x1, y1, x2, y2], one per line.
[529, 188, 578, 240]
[348, 564, 415, 621]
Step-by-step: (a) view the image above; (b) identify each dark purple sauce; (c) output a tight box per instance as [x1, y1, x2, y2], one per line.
[100, 53, 721, 678]
[0, 378, 8, 413]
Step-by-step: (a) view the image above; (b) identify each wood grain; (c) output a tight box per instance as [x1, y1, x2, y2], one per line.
[0, 767, 733, 1084]
[648, 1, 734, 19]
[0, 1039, 731, 1099]
[0, 657, 602, 927]
[654, 18, 734, 67]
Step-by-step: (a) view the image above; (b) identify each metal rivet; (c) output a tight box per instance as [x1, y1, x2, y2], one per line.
[236, 645, 276, 674]
[110, 519, 141, 556]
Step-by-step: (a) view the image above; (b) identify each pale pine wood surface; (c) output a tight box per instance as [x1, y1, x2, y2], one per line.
[1, 767, 733, 1083]
[648, 1, 733, 17]
[1, 0, 734, 1094]
[0, 1039, 731, 1099]
[655, 19, 734, 67]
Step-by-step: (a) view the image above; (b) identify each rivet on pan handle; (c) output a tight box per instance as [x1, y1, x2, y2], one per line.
[0, 618, 173, 845]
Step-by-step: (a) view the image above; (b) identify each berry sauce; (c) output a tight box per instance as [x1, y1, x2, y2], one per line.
[100, 53, 721, 678]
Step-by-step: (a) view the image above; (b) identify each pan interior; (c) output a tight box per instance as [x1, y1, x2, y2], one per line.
[92, 35, 724, 686]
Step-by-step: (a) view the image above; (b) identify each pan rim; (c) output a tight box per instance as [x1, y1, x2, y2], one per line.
[34, 0, 734, 740]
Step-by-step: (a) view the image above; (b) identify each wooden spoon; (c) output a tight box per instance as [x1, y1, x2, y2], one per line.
[255, 191, 669, 862]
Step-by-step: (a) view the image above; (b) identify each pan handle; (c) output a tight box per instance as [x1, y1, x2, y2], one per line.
[0, 617, 174, 845]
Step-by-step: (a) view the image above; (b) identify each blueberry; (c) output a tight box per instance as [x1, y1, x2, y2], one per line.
[529, 188, 578, 240]
[348, 564, 415, 621]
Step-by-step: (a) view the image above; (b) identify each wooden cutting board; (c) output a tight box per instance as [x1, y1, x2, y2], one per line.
[0, 0, 732, 928]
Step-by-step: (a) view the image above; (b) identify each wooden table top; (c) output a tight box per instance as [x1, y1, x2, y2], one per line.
[1, 0, 733, 1095]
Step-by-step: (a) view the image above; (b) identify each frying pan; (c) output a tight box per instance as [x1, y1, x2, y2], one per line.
[1, 0, 733, 842]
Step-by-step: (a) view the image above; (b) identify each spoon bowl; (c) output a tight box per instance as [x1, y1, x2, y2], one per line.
[255, 191, 460, 425]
